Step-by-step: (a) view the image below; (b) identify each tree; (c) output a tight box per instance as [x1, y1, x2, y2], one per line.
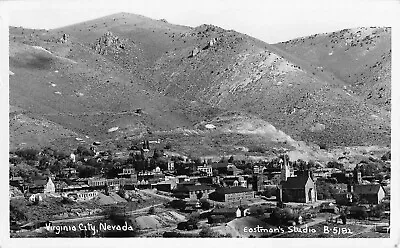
[169, 199, 186, 210]
[351, 193, 360, 204]
[187, 212, 200, 225]
[243, 168, 253, 175]
[200, 199, 211, 210]
[76, 146, 94, 157]
[15, 148, 39, 161]
[269, 208, 295, 225]
[381, 151, 391, 161]
[148, 207, 155, 215]
[199, 226, 217, 237]
[77, 165, 96, 178]
[327, 161, 344, 170]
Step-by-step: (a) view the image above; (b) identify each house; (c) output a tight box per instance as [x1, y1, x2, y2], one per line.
[278, 172, 317, 203]
[173, 184, 215, 200]
[227, 164, 242, 176]
[153, 179, 177, 192]
[119, 168, 136, 175]
[28, 177, 54, 194]
[223, 176, 247, 188]
[10, 176, 24, 187]
[61, 167, 77, 177]
[353, 184, 385, 204]
[253, 165, 266, 174]
[236, 206, 247, 218]
[167, 160, 175, 171]
[44, 177, 56, 194]
[198, 176, 220, 185]
[209, 186, 254, 202]
[211, 162, 229, 175]
[211, 207, 238, 218]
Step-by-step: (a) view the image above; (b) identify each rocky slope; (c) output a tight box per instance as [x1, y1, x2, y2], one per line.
[276, 27, 391, 111]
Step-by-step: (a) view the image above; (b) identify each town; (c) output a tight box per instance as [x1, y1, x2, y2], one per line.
[9, 139, 391, 238]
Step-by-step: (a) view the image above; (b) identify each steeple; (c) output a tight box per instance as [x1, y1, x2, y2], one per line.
[280, 154, 291, 182]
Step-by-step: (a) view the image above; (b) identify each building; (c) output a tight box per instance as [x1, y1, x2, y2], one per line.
[87, 177, 137, 190]
[223, 176, 247, 188]
[167, 160, 175, 171]
[87, 178, 107, 187]
[353, 184, 386, 204]
[120, 168, 136, 175]
[173, 184, 215, 200]
[247, 174, 266, 192]
[197, 164, 213, 176]
[227, 164, 242, 176]
[10, 176, 24, 188]
[28, 176, 54, 194]
[153, 179, 177, 192]
[209, 186, 254, 202]
[198, 176, 220, 185]
[253, 165, 266, 174]
[211, 162, 229, 175]
[279, 172, 317, 203]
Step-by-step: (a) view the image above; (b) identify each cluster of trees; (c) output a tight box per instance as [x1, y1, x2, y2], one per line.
[316, 180, 340, 200]
[269, 207, 298, 225]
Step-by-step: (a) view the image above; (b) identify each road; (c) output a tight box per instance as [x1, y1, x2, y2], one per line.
[139, 189, 176, 201]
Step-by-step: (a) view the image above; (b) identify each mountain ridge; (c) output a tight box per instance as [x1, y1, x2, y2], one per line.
[9, 14, 391, 161]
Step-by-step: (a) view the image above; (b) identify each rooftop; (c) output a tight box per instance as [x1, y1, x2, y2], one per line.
[281, 175, 311, 189]
[215, 186, 253, 194]
[353, 184, 383, 194]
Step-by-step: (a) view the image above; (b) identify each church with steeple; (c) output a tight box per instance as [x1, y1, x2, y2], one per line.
[277, 155, 317, 203]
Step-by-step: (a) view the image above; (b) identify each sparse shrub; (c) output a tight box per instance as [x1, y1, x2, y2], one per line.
[15, 148, 39, 161]
[248, 146, 264, 153]
[148, 206, 155, 215]
[164, 142, 172, 150]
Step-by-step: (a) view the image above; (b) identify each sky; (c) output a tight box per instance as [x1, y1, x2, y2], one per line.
[2, 0, 399, 43]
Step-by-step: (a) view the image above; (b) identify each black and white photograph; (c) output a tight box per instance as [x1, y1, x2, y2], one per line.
[0, 0, 399, 245]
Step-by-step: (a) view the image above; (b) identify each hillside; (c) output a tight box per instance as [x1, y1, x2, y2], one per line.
[9, 21, 222, 150]
[9, 13, 391, 159]
[275, 27, 391, 111]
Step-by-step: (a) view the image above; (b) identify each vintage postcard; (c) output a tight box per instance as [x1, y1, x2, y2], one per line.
[1, 0, 399, 247]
